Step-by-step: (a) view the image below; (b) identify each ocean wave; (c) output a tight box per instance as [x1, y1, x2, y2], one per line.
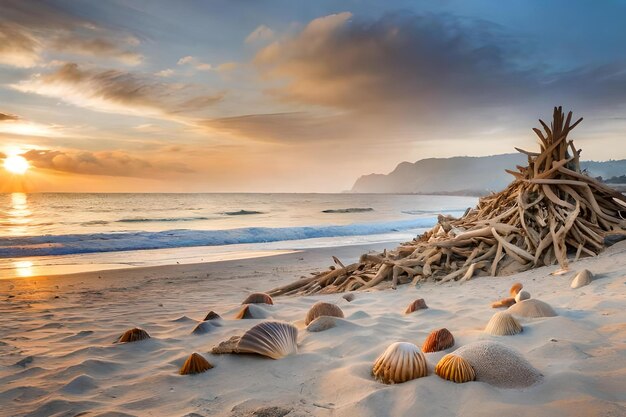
[0, 218, 437, 258]
[116, 216, 210, 223]
[322, 208, 374, 213]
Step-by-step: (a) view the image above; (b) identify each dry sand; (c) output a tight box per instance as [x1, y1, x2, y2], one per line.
[1, 242, 625, 417]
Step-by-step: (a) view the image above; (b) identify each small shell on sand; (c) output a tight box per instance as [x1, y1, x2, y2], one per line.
[491, 297, 516, 308]
[507, 299, 557, 318]
[179, 353, 213, 375]
[117, 328, 150, 343]
[485, 312, 522, 336]
[372, 342, 428, 384]
[304, 302, 344, 325]
[404, 298, 428, 314]
[422, 328, 455, 353]
[510, 282, 523, 296]
[306, 316, 337, 332]
[235, 304, 268, 319]
[454, 341, 542, 388]
[212, 321, 298, 360]
[203, 311, 221, 321]
[514, 290, 530, 303]
[342, 293, 355, 302]
[571, 269, 593, 289]
[241, 293, 273, 305]
[435, 354, 475, 383]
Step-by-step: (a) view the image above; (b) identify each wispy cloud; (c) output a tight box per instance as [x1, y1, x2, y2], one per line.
[0, 112, 19, 121]
[245, 25, 274, 44]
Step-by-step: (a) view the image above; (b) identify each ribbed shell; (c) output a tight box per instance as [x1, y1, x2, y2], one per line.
[571, 269, 593, 289]
[237, 321, 298, 359]
[491, 297, 516, 308]
[509, 282, 523, 297]
[404, 298, 428, 314]
[422, 328, 455, 352]
[304, 302, 344, 325]
[179, 353, 213, 375]
[242, 292, 274, 305]
[507, 299, 557, 318]
[514, 290, 530, 303]
[372, 342, 428, 384]
[435, 354, 475, 383]
[204, 311, 221, 321]
[117, 328, 150, 343]
[485, 312, 523, 336]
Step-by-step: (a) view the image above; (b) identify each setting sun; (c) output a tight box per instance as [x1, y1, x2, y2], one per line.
[3, 155, 30, 175]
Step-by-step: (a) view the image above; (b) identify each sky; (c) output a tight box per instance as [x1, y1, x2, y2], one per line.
[1, 0, 626, 193]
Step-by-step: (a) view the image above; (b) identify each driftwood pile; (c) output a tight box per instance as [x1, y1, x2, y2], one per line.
[268, 108, 626, 297]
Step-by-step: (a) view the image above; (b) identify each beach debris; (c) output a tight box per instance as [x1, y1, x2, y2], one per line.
[179, 353, 213, 375]
[204, 311, 221, 321]
[405, 298, 428, 314]
[454, 341, 542, 388]
[571, 269, 593, 289]
[117, 328, 150, 343]
[267, 108, 626, 295]
[435, 353, 476, 383]
[491, 297, 516, 308]
[422, 328, 455, 353]
[235, 304, 269, 319]
[304, 301, 344, 325]
[485, 312, 523, 336]
[514, 290, 531, 303]
[242, 292, 274, 305]
[342, 293, 355, 302]
[211, 321, 298, 359]
[507, 299, 557, 318]
[510, 282, 523, 296]
[306, 316, 338, 332]
[372, 342, 428, 384]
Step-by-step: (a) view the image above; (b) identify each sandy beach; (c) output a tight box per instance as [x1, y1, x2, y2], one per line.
[1, 241, 625, 417]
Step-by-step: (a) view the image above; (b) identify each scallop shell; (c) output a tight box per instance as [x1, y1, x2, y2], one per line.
[372, 342, 428, 384]
[235, 304, 268, 319]
[507, 299, 557, 318]
[237, 321, 298, 359]
[422, 328, 455, 352]
[435, 353, 475, 383]
[404, 298, 428, 314]
[241, 292, 273, 305]
[491, 297, 516, 308]
[485, 312, 522, 336]
[204, 311, 221, 321]
[571, 269, 593, 289]
[453, 341, 542, 388]
[179, 353, 213, 375]
[304, 302, 344, 325]
[509, 282, 523, 297]
[514, 290, 530, 303]
[117, 328, 150, 343]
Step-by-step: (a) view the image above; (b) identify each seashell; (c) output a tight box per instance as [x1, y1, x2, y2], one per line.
[509, 282, 523, 297]
[571, 269, 593, 289]
[453, 341, 542, 388]
[191, 321, 215, 335]
[404, 298, 428, 314]
[422, 328, 455, 353]
[304, 302, 344, 325]
[372, 342, 428, 384]
[485, 312, 522, 336]
[203, 311, 221, 321]
[212, 321, 298, 360]
[507, 299, 557, 318]
[179, 353, 213, 375]
[342, 293, 355, 302]
[241, 292, 273, 305]
[235, 304, 268, 319]
[306, 316, 337, 332]
[435, 354, 475, 383]
[514, 290, 530, 303]
[117, 328, 150, 343]
[491, 297, 516, 308]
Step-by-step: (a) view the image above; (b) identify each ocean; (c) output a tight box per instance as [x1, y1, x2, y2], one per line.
[0, 193, 477, 278]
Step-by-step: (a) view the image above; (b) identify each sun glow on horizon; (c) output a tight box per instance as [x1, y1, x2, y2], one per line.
[3, 154, 30, 175]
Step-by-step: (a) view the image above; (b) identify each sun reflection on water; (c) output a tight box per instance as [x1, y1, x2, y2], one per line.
[13, 260, 34, 277]
[5, 192, 32, 235]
